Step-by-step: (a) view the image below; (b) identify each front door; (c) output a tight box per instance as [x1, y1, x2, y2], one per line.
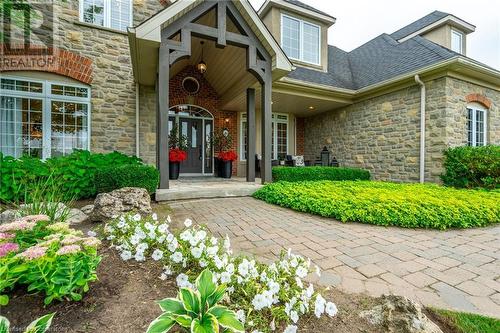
[179, 118, 203, 173]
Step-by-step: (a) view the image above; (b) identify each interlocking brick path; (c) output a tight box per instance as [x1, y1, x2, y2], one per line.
[169, 197, 500, 318]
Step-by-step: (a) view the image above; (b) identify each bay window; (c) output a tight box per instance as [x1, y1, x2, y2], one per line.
[80, 0, 132, 32]
[281, 14, 320, 65]
[0, 77, 91, 159]
[466, 105, 486, 146]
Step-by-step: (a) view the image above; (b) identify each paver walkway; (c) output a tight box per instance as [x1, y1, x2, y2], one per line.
[170, 197, 500, 318]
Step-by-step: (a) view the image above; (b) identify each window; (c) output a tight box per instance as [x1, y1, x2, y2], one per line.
[1, 77, 91, 159]
[281, 14, 320, 65]
[467, 105, 486, 146]
[451, 29, 464, 54]
[80, 0, 132, 32]
[240, 113, 289, 161]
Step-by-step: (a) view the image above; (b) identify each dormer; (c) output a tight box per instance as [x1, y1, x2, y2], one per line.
[391, 11, 475, 55]
[258, 0, 336, 72]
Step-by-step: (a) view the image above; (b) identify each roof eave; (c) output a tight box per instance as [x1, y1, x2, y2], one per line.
[397, 15, 476, 42]
[258, 0, 336, 26]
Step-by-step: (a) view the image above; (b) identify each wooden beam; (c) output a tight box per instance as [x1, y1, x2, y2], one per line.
[246, 88, 256, 182]
[261, 67, 272, 184]
[216, 2, 226, 48]
[158, 45, 170, 189]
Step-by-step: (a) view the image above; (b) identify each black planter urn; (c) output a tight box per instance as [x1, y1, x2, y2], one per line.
[220, 160, 233, 179]
[169, 162, 180, 180]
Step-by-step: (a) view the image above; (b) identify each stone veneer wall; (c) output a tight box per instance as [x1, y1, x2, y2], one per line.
[304, 78, 449, 182]
[139, 66, 239, 175]
[49, 1, 164, 155]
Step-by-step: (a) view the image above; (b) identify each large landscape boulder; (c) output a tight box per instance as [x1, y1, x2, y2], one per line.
[0, 209, 21, 223]
[89, 187, 152, 222]
[359, 295, 442, 333]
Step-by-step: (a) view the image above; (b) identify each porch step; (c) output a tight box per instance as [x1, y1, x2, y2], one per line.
[155, 178, 263, 201]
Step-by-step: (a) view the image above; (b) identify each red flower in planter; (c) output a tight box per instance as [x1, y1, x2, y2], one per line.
[217, 151, 238, 162]
[169, 148, 187, 162]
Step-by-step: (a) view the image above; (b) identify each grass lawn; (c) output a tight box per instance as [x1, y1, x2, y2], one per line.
[253, 181, 500, 229]
[428, 308, 500, 333]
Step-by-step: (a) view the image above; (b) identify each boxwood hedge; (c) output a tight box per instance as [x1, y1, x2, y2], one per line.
[95, 164, 160, 194]
[441, 145, 500, 189]
[272, 166, 370, 182]
[253, 181, 500, 229]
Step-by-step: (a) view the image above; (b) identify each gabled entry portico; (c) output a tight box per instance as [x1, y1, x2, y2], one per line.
[129, 0, 292, 190]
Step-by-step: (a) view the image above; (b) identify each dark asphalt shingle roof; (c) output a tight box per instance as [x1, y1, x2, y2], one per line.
[282, 0, 334, 19]
[390, 10, 449, 40]
[287, 33, 459, 90]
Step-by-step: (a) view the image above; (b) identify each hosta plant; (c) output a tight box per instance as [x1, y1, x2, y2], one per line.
[148, 269, 244, 333]
[0, 313, 55, 333]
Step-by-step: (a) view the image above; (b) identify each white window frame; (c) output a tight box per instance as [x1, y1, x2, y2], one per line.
[79, 0, 133, 32]
[451, 29, 464, 54]
[239, 112, 289, 161]
[466, 104, 487, 147]
[280, 13, 321, 66]
[0, 75, 92, 159]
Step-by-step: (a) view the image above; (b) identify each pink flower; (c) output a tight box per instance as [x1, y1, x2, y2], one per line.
[0, 232, 15, 240]
[56, 245, 82, 255]
[16, 245, 47, 260]
[21, 215, 50, 223]
[82, 237, 101, 248]
[0, 221, 36, 233]
[61, 235, 84, 245]
[0, 243, 19, 257]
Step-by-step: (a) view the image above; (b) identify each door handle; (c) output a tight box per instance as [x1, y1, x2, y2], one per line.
[199, 145, 202, 160]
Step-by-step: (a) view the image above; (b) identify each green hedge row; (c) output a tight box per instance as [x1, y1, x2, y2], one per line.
[272, 166, 370, 182]
[441, 145, 500, 189]
[95, 164, 160, 194]
[253, 181, 500, 229]
[0, 150, 154, 202]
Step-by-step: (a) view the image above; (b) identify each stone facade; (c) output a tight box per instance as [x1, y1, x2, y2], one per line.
[304, 76, 499, 183]
[32, 1, 165, 155]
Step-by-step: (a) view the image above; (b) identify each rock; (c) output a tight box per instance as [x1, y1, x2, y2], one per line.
[67, 208, 89, 225]
[0, 210, 21, 223]
[90, 187, 152, 222]
[81, 204, 95, 215]
[359, 295, 443, 333]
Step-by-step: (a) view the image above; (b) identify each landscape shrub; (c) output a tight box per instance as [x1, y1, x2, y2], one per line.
[441, 145, 500, 189]
[105, 213, 338, 333]
[0, 150, 142, 202]
[0, 215, 101, 305]
[272, 166, 370, 182]
[253, 181, 500, 230]
[95, 164, 160, 194]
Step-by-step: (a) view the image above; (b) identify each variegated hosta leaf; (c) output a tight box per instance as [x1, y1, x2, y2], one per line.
[25, 313, 55, 333]
[157, 298, 187, 315]
[207, 284, 226, 308]
[190, 313, 219, 333]
[196, 269, 216, 311]
[208, 306, 244, 332]
[146, 313, 175, 333]
[179, 288, 201, 314]
[170, 314, 193, 328]
[0, 316, 10, 333]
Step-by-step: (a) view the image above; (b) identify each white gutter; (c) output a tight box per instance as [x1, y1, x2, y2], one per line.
[414, 75, 426, 183]
[135, 82, 140, 157]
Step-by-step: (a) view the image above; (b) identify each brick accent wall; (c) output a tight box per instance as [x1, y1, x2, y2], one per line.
[296, 117, 305, 155]
[140, 65, 239, 175]
[0, 46, 94, 84]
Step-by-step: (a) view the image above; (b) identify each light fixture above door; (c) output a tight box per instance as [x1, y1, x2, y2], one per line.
[197, 41, 207, 74]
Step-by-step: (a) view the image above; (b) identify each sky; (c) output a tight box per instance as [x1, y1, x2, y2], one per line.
[249, 0, 500, 70]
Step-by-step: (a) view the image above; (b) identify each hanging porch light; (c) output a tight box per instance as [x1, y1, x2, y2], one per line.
[196, 41, 207, 74]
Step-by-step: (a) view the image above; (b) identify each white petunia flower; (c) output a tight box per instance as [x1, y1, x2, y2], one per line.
[268, 280, 280, 294]
[295, 277, 303, 289]
[176, 273, 191, 288]
[132, 213, 141, 222]
[136, 242, 148, 252]
[289, 310, 299, 324]
[226, 263, 235, 274]
[283, 325, 297, 333]
[199, 259, 208, 268]
[206, 246, 218, 256]
[210, 237, 218, 245]
[220, 271, 231, 284]
[120, 250, 132, 261]
[184, 219, 192, 228]
[296, 266, 308, 279]
[224, 235, 230, 250]
[306, 284, 314, 298]
[163, 266, 172, 275]
[167, 239, 178, 252]
[87, 230, 97, 237]
[191, 247, 203, 259]
[236, 309, 246, 324]
[158, 224, 169, 234]
[166, 233, 175, 243]
[134, 251, 145, 262]
[152, 213, 158, 221]
[107, 235, 115, 241]
[289, 257, 298, 268]
[325, 302, 338, 317]
[171, 251, 183, 263]
[166, 215, 172, 223]
[152, 249, 164, 261]
[315, 265, 321, 277]
[314, 294, 326, 318]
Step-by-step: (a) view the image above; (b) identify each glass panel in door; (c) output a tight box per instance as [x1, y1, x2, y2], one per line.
[205, 120, 213, 173]
[51, 100, 88, 157]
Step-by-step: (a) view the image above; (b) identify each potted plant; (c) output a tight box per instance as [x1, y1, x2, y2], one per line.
[168, 123, 188, 180]
[217, 151, 238, 178]
[211, 128, 233, 177]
